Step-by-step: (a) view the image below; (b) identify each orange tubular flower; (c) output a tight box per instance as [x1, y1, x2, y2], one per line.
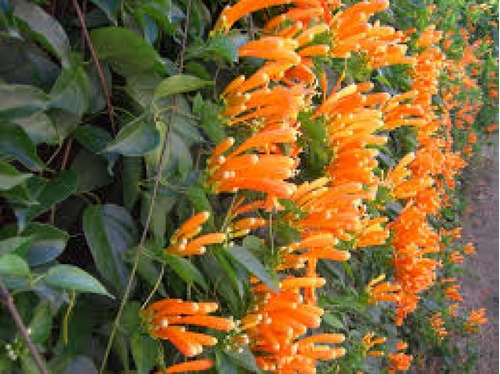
[430, 312, 447, 338]
[390, 203, 441, 325]
[144, 299, 235, 357]
[278, 232, 350, 272]
[448, 303, 459, 317]
[362, 332, 387, 356]
[166, 212, 226, 256]
[239, 37, 301, 64]
[449, 250, 464, 264]
[366, 274, 401, 304]
[445, 284, 463, 302]
[388, 352, 412, 373]
[161, 359, 214, 373]
[387, 340, 412, 373]
[464, 242, 476, 255]
[356, 217, 390, 247]
[207, 129, 298, 201]
[416, 25, 443, 48]
[243, 276, 345, 372]
[465, 308, 488, 332]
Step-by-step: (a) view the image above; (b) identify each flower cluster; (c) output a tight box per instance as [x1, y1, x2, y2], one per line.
[142, 299, 235, 372]
[139, 0, 495, 372]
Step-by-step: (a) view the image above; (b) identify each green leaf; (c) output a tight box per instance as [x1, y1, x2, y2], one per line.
[74, 125, 113, 153]
[22, 223, 69, 266]
[215, 350, 238, 374]
[166, 132, 193, 174]
[83, 204, 138, 294]
[49, 65, 90, 116]
[0, 84, 48, 118]
[206, 33, 248, 64]
[136, 256, 166, 296]
[74, 125, 118, 170]
[123, 245, 166, 296]
[192, 93, 226, 143]
[28, 302, 52, 344]
[63, 304, 95, 355]
[242, 235, 267, 255]
[121, 301, 141, 335]
[154, 74, 213, 99]
[20, 354, 43, 374]
[46, 108, 80, 142]
[170, 112, 204, 147]
[44, 264, 111, 296]
[0, 122, 44, 171]
[12, 111, 58, 145]
[90, 0, 120, 22]
[90, 27, 165, 77]
[225, 346, 262, 373]
[0, 236, 31, 257]
[141, 192, 177, 243]
[15, 170, 78, 224]
[0, 183, 33, 205]
[0, 254, 30, 276]
[13, 0, 71, 66]
[113, 332, 130, 372]
[0, 161, 31, 190]
[131, 333, 158, 374]
[122, 156, 143, 211]
[71, 149, 113, 193]
[163, 253, 208, 290]
[85, 62, 111, 114]
[322, 312, 344, 329]
[278, 198, 306, 219]
[199, 253, 239, 314]
[185, 186, 212, 215]
[105, 117, 160, 156]
[227, 246, 279, 293]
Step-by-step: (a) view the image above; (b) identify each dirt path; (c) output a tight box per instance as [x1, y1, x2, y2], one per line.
[460, 133, 499, 372]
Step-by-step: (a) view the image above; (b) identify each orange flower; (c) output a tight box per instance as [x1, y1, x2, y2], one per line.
[356, 217, 390, 247]
[464, 242, 476, 255]
[207, 129, 298, 200]
[366, 274, 401, 304]
[448, 303, 459, 317]
[445, 284, 463, 302]
[465, 308, 487, 332]
[239, 37, 301, 64]
[430, 312, 447, 338]
[166, 212, 226, 256]
[387, 340, 412, 373]
[449, 250, 464, 264]
[143, 299, 235, 357]
[362, 332, 387, 356]
[160, 359, 214, 373]
[213, 0, 296, 34]
[388, 352, 412, 373]
[416, 25, 443, 48]
[243, 277, 345, 372]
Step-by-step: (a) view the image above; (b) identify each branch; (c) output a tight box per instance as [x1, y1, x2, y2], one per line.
[0, 280, 49, 374]
[98, 1, 193, 372]
[72, 0, 117, 135]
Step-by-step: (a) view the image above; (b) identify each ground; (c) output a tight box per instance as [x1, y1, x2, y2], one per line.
[460, 134, 499, 373]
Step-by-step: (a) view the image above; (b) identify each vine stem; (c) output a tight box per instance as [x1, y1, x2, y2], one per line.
[141, 263, 166, 310]
[0, 279, 49, 374]
[98, 1, 192, 372]
[72, 0, 117, 135]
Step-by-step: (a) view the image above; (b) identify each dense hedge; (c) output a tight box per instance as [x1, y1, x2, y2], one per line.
[0, 0, 498, 373]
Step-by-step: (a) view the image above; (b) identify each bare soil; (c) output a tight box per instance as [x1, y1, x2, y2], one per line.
[460, 134, 499, 373]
